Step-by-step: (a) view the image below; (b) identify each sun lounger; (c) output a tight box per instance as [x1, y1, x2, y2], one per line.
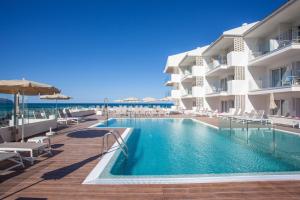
[218, 108, 236, 118]
[58, 109, 78, 124]
[0, 152, 24, 174]
[34, 110, 46, 119]
[0, 142, 51, 165]
[238, 110, 269, 124]
[234, 110, 256, 121]
[65, 109, 82, 122]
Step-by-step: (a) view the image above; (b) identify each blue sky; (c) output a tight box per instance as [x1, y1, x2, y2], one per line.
[0, 0, 287, 102]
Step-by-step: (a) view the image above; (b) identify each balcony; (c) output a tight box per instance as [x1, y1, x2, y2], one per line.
[181, 88, 193, 98]
[227, 80, 247, 95]
[227, 51, 247, 67]
[205, 86, 228, 97]
[249, 75, 300, 95]
[192, 86, 204, 97]
[205, 58, 232, 77]
[181, 70, 193, 82]
[248, 37, 300, 67]
[171, 90, 181, 99]
[205, 80, 246, 97]
[164, 74, 181, 86]
[192, 65, 205, 76]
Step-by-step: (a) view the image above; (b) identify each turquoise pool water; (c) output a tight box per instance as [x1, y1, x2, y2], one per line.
[97, 118, 300, 177]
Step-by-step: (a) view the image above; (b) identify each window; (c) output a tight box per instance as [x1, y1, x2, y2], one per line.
[272, 99, 289, 116]
[220, 78, 227, 91]
[271, 67, 288, 87]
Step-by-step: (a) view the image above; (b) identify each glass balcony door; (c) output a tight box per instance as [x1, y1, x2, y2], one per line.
[220, 78, 228, 91]
[271, 67, 288, 87]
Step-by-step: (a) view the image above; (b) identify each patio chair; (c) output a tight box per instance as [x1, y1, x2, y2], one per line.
[0, 151, 24, 174]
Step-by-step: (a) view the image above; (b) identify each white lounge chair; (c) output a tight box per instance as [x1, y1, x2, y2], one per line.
[238, 110, 269, 124]
[218, 108, 236, 118]
[0, 151, 24, 174]
[0, 142, 51, 165]
[65, 109, 83, 122]
[58, 109, 78, 125]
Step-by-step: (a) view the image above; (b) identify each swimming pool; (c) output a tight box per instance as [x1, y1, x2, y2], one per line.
[84, 118, 300, 184]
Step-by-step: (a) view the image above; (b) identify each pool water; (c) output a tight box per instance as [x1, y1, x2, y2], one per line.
[97, 118, 300, 177]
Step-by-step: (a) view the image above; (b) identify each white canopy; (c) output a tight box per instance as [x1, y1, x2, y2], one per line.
[142, 97, 157, 102]
[160, 97, 172, 102]
[40, 93, 71, 100]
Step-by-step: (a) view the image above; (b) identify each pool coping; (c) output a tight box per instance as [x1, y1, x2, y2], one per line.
[82, 127, 133, 184]
[83, 117, 300, 185]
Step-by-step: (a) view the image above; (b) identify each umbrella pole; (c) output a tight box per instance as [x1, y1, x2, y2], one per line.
[13, 94, 19, 141]
[56, 99, 58, 118]
[21, 92, 25, 142]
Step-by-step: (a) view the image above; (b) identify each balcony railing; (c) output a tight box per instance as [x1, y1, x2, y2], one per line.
[182, 89, 192, 96]
[207, 58, 227, 71]
[249, 75, 300, 91]
[206, 86, 228, 94]
[249, 37, 300, 60]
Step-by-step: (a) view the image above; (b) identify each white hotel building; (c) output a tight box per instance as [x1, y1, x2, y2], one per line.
[164, 0, 300, 117]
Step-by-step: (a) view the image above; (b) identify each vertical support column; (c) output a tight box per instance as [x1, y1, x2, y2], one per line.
[233, 36, 246, 111]
[195, 56, 204, 111]
[234, 66, 245, 80]
[195, 97, 203, 111]
[234, 95, 245, 110]
[233, 37, 244, 52]
[195, 76, 203, 86]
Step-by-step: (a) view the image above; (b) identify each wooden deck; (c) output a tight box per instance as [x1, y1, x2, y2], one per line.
[1, 115, 300, 199]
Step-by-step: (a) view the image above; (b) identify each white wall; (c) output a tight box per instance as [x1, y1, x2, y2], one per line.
[0, 119, 57, 142]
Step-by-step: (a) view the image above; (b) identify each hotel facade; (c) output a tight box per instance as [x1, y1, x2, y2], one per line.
[164, 0, 300, 117]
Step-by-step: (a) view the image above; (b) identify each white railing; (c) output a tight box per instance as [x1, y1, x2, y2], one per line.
[249, 75, 300, 91]
[249, 36, 300, 60]
[207, 58, 227, 71]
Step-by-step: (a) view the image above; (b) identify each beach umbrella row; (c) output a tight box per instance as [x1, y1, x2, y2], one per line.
[113, 96, 172, 103]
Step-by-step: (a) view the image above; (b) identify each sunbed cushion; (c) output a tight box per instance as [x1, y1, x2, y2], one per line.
[0, 142, 47, 150]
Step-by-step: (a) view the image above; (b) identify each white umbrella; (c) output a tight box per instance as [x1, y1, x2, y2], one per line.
[0, 79, 60, 142]
[142, 97, 157, 102]
[40, 94, 71, 100]
[40, 94, 72, 117]
[269, 93, 277, 111]
[123, 97, 140, 102]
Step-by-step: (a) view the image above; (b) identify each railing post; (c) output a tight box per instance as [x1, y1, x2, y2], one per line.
[229, 117, 232, 136]
[246, 120, 249, 144]
[272, 124, 276, 154]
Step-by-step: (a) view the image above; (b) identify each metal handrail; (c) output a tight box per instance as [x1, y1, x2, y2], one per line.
[101, 130, 128, 158]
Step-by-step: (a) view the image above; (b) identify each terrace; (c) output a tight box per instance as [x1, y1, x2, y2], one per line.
[2, 114, 300, 199]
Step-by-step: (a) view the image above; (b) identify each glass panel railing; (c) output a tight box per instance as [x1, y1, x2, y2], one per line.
[219, 117, 300, 166]
[207, 57, 227, 71]
[0, 94, 14, 128]
[249, 36, 300, 60]
[249, 74, 300, 91]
